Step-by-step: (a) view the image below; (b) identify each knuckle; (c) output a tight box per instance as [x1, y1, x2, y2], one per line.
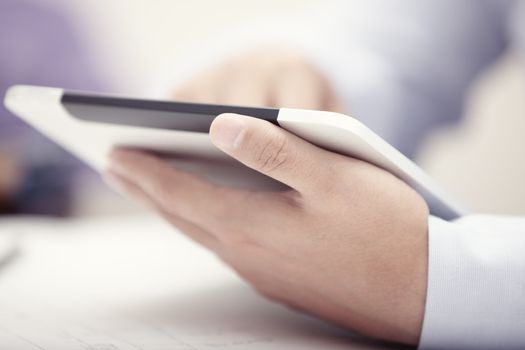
[252, 132, 289, 173]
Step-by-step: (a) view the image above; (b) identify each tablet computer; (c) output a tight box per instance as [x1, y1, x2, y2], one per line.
[4, 85, 465, 220]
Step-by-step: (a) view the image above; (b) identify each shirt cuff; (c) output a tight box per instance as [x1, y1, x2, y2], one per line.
[419, 215, 525, 349]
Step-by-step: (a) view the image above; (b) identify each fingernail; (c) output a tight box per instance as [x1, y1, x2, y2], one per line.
[210, 114, 246, 149]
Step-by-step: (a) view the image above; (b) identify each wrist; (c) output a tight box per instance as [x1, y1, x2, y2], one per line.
[348, 193, 429, 345]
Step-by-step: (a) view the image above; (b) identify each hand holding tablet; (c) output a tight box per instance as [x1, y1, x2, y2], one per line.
[4, 84, 458, 344]
[4, 85, 464, 219]
[104, 112, 431, 345]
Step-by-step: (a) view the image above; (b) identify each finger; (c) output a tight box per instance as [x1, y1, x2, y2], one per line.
[271, 63, 325, 110]
[106, 149, 304, 248]
[104, 170, 221, 251]
[221, 69, 271, 107]
[322, 82, 346, 113]
[160, 210, 223, 253]
[106, 149, 237, 226]
[209, 114, 338, 193]
[171, 70, 222, 104]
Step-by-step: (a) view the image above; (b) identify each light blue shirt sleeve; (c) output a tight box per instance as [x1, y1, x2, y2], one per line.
[422, 215, 525, 349]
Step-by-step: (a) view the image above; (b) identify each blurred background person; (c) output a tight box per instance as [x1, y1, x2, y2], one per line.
[170, 1, 512, 158]
[0, 0, 102, 215]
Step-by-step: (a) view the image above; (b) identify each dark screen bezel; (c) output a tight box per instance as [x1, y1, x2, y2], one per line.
[61, 90, 280, 133]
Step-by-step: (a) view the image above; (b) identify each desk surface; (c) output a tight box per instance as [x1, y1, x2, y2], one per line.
[0, 214, 407, 350]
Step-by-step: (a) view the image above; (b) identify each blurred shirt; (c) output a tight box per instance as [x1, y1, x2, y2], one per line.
[305, 0, 520, 159]
[0, 0, 102, 215]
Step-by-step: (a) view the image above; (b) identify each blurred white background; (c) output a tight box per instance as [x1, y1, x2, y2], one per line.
[37, 0, 525, 215]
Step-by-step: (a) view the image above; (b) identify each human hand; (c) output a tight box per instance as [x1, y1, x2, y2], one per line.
[104, 114, 429, 345]
[172, 50, 344, 112]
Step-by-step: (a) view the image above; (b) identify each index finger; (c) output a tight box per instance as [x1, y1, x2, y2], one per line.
[107, 149, 235, 224]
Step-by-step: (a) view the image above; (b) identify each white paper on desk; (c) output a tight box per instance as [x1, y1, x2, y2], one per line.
[0, 215, 404, 350]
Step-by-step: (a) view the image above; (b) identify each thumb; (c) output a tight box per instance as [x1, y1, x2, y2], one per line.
[209, 113, 331, 192]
